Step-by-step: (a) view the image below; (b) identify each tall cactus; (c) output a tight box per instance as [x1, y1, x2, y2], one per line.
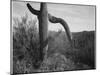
[27, 3, 48, 66]
[27, 2, 72, 68]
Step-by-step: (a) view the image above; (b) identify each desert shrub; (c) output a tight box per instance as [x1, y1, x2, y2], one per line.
[13, 14, 42, 74]
[39, 53, 77, 72]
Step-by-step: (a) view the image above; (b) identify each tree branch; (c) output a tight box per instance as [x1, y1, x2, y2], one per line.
[27, 3, 40, 15]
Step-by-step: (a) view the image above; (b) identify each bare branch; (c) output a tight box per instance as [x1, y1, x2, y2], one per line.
[27, 3, 40, 15]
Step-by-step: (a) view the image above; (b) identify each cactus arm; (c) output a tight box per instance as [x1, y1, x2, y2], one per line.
[27, 3, 40, 15]
[48, 14, 72, 44]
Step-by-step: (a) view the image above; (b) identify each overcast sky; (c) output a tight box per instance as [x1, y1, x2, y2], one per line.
[12, 1, 95, 32]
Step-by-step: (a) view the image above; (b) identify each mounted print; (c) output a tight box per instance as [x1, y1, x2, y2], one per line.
[11, 0, 96, 74]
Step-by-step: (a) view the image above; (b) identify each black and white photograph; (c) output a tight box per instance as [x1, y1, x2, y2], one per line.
[11, 0, 96, 74]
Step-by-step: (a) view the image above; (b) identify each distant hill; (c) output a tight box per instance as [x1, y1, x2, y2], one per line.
[72, 31, 95, 49]
[48, 30, 95, 50]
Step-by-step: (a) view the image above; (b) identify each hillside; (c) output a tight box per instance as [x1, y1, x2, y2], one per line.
[48, 31, 95, 68]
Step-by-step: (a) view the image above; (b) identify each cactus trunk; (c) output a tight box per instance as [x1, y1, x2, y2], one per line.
[38, 3, 48, 61]
[27, 3, 48, 67]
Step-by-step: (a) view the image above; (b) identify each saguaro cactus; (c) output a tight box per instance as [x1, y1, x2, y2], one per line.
[27, 3, 48, 66]
[27, 2, 72, 68]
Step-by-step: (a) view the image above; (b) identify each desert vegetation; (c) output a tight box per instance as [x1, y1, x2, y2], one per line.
[13, 14, 95, 74]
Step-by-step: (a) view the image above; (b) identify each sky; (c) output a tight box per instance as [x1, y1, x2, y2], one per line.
[12, 1, 96, 32]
